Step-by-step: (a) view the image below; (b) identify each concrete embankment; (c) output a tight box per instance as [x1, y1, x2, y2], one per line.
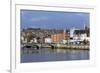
[22, 43, 89, 50]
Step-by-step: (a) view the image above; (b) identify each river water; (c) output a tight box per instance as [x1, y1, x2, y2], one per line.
[21, 48, 89, 63]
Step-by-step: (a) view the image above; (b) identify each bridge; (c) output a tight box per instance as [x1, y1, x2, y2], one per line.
[22, 43, 57, 49]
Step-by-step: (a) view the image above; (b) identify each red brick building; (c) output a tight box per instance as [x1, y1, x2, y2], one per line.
[51, 30, 69, 43]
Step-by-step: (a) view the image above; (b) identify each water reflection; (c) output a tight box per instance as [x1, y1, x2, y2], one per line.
[21, 48, 89, 63]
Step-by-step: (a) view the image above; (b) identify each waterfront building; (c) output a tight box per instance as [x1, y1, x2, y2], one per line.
[33, 38, 37, 43]
[69, 28, 90, 45]
[45, 37, 52, 43]
[51, 30, 69, 43]
[70, 28, 75, 38]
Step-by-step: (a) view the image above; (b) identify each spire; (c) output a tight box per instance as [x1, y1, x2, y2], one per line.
[84, 24, 86, 30]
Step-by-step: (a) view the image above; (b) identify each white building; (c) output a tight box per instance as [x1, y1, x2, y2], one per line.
[45, 38, 52, 43]
[69, 28, 90, 44]
[80, 33, 87, 41]
[70, 28, 75, 38]
[73, 33, 89, 40]
[62, 40, 67, 44]
[34, 38, 37, 43]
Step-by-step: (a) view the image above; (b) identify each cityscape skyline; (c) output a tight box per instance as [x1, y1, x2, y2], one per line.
[21, 9, 90, 29]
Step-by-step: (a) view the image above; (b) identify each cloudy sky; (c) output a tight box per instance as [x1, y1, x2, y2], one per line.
[21, 9, 89, 29]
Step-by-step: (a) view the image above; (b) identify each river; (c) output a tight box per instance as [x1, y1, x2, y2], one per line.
[21, 48, 89, 63]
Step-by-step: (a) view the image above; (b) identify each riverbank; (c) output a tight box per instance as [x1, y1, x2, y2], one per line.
[22, 43, 89, 50]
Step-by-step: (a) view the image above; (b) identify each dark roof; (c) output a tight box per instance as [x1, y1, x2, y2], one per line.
[74, 30, 86, 34]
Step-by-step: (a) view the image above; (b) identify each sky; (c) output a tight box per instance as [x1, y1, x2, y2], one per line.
[21, 9, 89, 30]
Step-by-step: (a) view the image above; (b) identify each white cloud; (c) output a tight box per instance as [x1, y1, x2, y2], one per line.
[75, 13, 84, 16]
[31, 16, 49, 22]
